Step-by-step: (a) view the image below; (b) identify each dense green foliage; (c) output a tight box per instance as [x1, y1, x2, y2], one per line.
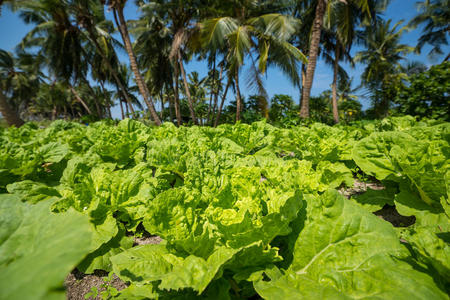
[394, 61, 450, 120]
[0, 116, 448, 299]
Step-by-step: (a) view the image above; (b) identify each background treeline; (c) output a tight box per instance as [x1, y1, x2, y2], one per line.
[0, 0, 448, 127]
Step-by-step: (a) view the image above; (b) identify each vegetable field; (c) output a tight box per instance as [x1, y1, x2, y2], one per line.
[0, 116, 449, 300]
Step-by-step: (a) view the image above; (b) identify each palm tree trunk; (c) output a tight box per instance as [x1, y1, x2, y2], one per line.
[235, 70, 243, 122]
[301, 63, 306, 93]
[99, 81, 112, 119]
[0, 89, 24, 127]
[83, 78, 103, 118]
[173, 65, 182, 126]
[119, 100, 125, 120]
[206, 56, 216, 125]
[160, 91, 164, 120]
[178, 53, 198, 125]
[332, 44, 340, 124]
[51, 105, 57, 120]
[168, 92, 174, 123]
[299, 63, 306, 106]
[107, 104, 112, 119]
[300, 0, 326, 118]
[214, 78, 231, 127]
[211, 64, 224, 125]
[69, 86, 92, 115]
[114, 83, 130, 117]
[113, 8, 161, 125]
[206, 91, 213, 125]
[69, 102, 75, 119]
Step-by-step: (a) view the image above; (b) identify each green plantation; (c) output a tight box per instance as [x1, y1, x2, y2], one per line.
[0, 116, 448, 299]
[0, 0, 449, 299]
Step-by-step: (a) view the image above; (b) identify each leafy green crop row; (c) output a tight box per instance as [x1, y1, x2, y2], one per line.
[0, 116, 448, 299]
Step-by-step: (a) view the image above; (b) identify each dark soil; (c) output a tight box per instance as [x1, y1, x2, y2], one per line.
[341, 179, 416, 228]
[65, 269, 127, 300]
[374, 205, 416, 227]
[65, 235, 162, 300]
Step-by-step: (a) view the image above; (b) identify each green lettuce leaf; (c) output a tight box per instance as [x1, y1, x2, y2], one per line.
[254, 191, 448, 299]
[399, 225, 450, 289]
[111, 244, 238, 294]
[353, 131, 448, 208]
[0, 195, 93, 300]
[6, 180, 61, 204]
[351, 186, 396, 212]
[78, 224, 133, 274]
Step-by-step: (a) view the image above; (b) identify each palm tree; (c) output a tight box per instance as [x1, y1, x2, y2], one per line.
[402, 60, 428, 75]
[103, 0, 161, 125]
[19, 0, 85, 81]
[70, 0, 137, 116]
[335, 77, 361, 121]
[0, 49, 43, 126]
[30, 81, 71, 119]
[16, 0, 104, 117]
[148, 0, 207, 125]
[320, 0, 372, 123]
[133, 0, 212, 125]
[186, 71, 208, 123]
[130, 5, 176, 122]
[200, 10, 306, 122]
[204, 63, 223, 125]
[355, 19, 413, 117]
[214, 74, 231, 127]
[410, 0, 449, 60]
[298, 0, 326, 118]
[297, 0, 376, 119]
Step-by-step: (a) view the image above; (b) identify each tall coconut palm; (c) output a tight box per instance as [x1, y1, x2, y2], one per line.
[186, 71, 208, 123]
[138, 0, 208, 125]
[320, 0, 363, 123]
[200, 11, 306, 122]
[16, 0, 103, 117]
[204, 62, 224, 125]
[0, 49, 43, 126]
[410, 0, 449, 60]
[130, 3, 179, 123]
[103, 0, 161, 125]
[335, 77, 361, 121]
[31, 81, 69, 119]
[70, 0, 137, 116]
[297, 0, 376, 119]
[18, 0, 85, 82]
[321, 37, 352, 123]
[355, 19, 413, 117]
[298, 0, 326, 118]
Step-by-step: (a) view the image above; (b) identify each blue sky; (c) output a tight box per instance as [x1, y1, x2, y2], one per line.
[0, 0, 448, 119]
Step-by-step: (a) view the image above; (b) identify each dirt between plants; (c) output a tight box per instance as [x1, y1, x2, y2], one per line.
[65, 270, 126, 300]
[339, 179, 385, 198]
[65, 235, 162, 300]
[374, 205, 416, 227]
[340, 179, 416, 227]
